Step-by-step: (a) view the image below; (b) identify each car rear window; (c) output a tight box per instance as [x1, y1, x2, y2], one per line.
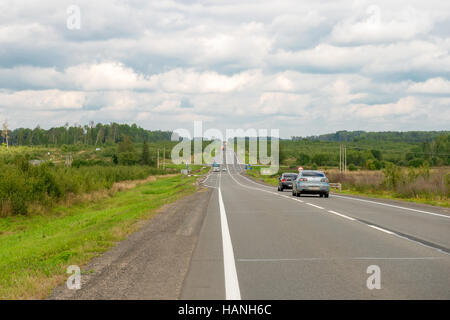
[284, 174, 297, 178]
[301, 172, 325, 177]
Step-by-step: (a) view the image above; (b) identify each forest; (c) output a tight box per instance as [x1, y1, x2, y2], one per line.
[280, 132, 450, 169]
[5, 122, 173, 146]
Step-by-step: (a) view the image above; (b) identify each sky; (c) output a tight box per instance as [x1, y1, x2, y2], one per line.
[0, 0, 449, 138]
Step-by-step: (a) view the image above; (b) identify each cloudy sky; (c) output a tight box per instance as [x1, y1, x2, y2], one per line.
[0, 0, 449, 137]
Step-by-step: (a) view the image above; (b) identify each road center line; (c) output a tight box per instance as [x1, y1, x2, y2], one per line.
[306, 203, 324, 209]
[218, 187, 241, 300]
[327, 210, 356, 221]
[368, 225, 395, 235]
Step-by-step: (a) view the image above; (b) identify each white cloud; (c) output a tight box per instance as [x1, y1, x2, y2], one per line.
[258, 92, 311, 115]
[331, 5, 434, 44]
[65, 62, 147, 91]
[0, 90, 85, 110]
[150, 68, 261, 93]
[351, 96, 418, 118]
[408, 77, 450, 94]
[0, 0, 449, 136]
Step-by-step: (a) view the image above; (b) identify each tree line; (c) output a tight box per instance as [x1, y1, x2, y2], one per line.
[292, 130, 449, 143]
[3, 122, 173, 146]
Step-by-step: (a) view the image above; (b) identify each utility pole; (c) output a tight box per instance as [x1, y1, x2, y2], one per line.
[2, 120, 9, 148]
[157, 149, 160, 169]
[344, 145, 347, 173]
[65, 153, 73, 166]
[163, 146, 165, 170]
[339, 144, 342, 172]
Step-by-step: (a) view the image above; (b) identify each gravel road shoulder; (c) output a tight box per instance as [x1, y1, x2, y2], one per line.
[49, 187, 212, 300]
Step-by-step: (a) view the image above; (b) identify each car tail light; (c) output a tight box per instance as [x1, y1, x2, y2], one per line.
[281, 179, 286, 182]
[299, 178, 308, 182]
[321, 178, 329, 182]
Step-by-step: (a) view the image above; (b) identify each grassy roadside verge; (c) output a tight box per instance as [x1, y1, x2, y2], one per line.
[245, 168, 279, 186]
[244, 168, 449, 208]
[0, 169, 208, 299]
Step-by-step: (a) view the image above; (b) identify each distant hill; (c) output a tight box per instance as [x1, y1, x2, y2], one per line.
[292, 131, 450, 143]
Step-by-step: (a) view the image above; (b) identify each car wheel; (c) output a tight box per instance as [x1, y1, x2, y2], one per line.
[319, 193, 324, 198]
[324, 193, 329, 198]
[297, 192, 301, 197]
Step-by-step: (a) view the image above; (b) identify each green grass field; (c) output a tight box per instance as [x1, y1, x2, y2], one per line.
[0, 170, 207, 299]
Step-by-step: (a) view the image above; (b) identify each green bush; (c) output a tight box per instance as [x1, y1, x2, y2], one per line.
[71, 159, 112, 168]
[382, 162, 403, 190]
[118, 152, 137, 165]
[0, 162, 167, 216]
[408, 158, 424, 167]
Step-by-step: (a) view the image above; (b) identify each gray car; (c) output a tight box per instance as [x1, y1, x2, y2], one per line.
[277, 173, 298, 191]
[292, 170, 330, 198]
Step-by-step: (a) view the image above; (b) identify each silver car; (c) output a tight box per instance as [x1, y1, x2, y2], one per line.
[292, 170, 330, 198]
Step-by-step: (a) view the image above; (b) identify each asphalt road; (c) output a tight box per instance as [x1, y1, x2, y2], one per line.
[181, 147, 450, 299]
[51, 146, 450, 300]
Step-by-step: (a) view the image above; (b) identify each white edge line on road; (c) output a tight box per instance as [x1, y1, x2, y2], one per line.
[332, 194, 450, 219]
[202, 173, 211, 183]
[327, 210, 356, 221]
[218, 187, 241, 300]
[226, 160, 275, 196]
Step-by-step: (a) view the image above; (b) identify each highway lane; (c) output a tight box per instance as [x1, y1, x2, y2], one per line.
[232, 158, 450, 251]
[181, 147, 450, 299]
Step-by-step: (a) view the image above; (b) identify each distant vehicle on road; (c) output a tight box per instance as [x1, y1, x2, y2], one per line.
[292, 170, 330, 198]
[212, 162, 220, 172]
[222, 168, 227, 171]
[277, 173, 298, 191]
